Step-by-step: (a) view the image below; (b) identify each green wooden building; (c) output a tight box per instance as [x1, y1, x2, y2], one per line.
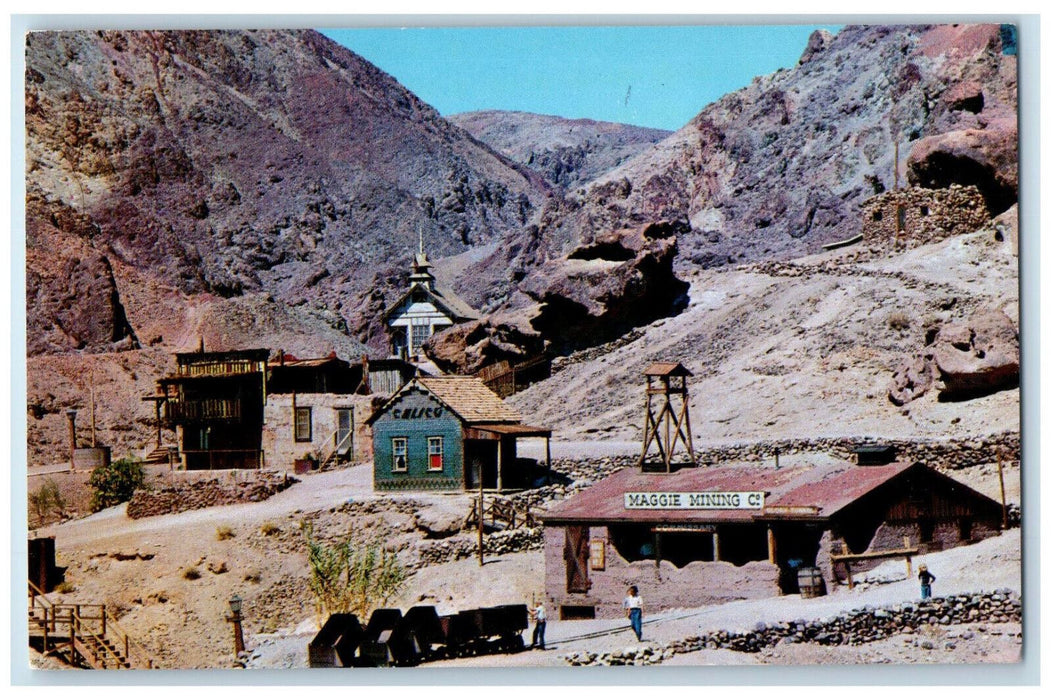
[368, 376, 551, 492]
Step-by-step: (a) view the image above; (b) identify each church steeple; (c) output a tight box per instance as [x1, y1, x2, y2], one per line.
[409, 229, 434, 290]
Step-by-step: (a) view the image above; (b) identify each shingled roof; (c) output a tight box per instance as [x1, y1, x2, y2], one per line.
[417, 376, 521, 423]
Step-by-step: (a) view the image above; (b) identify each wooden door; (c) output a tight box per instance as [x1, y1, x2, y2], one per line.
[564, 525, 590, 593]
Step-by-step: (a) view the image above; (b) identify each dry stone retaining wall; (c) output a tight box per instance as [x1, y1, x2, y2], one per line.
[536, 433, 1018, 490]
[563, 589, 1020, 666]
[126, 473, 298, 519]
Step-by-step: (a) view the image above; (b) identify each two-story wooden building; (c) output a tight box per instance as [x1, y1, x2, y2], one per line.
[367, 376, 551, 492]
[148, 348, 270, 470]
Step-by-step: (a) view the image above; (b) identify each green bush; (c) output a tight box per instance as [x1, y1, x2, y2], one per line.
[89, 458, 146, 512]
[303, 523, 406, 621]
[29, 478, 66, 526]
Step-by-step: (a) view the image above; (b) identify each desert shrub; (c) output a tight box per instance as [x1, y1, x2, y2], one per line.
[182, 567, 201, 581]
[303, 523, 406, 622]
[887, 311, 911, 330]
[53, 581, 76, 594]
[260, 521, 281, 536]
[29, 478, 66, 525]
[89, 458, 145, 512]
[216, 525, 236, 541]
[243, 570, 262, 584]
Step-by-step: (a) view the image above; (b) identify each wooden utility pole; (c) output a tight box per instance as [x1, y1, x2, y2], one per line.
[894, 139, 900, 191]
[90, 366, 97, 448]
[477, 462, 485, 566]
[997, 448, 1008, 528]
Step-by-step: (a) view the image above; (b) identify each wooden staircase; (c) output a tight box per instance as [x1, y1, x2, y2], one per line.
[29, 581, 154, 669]
[142, 445, 177, 464]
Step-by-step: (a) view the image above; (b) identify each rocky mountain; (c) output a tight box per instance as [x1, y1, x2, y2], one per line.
[25, 29, 550, 357]
[24, 25, 1020, 465]
[448, 111, 670, 191]
[431, 24, 1018, 372]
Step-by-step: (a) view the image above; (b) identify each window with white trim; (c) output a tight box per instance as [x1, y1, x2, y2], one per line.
[392, 437, 408, 472]
[427, 436, 444, 471]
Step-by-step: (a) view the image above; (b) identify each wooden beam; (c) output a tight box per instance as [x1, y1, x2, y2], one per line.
[767, 525, 776, 564]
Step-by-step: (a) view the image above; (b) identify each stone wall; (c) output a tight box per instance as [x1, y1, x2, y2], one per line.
[544, 524, 780, 619]
[126, 472, 297, 519]
[262, 393, 373, 469]
[534, 432, 1019, 495]
[860, 185, 990, 248]
[563, 589, 1021, 665]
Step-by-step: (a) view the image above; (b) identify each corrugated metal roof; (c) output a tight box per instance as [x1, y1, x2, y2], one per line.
[774, 462, 915, 517]
[541, 461, 919, 524]
[417, 376, 521, 424]
[644, 362, 693, 377]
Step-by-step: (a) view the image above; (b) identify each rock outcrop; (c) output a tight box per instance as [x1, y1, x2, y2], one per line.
[890, 310, 1019, 404]
[25, 29, 548, 355]
[426, 220, 689, 372]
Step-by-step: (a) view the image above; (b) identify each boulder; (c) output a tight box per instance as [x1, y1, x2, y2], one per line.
[414, 505, 464, 539]
[907, 122, 1018, 215]
[932, 311, 1019, 400]
[888, 354, 935, 406]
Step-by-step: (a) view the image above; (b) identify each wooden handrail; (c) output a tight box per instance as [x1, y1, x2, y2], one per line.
[28, 580, 154, 669]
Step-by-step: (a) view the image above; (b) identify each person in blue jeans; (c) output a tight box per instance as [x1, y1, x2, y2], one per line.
[624, 585, 644, 641]
[918, 565, 936, 599]
[530, 602, 547, 650]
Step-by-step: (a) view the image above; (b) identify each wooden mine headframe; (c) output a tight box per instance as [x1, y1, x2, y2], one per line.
[638, 362, 696, 471]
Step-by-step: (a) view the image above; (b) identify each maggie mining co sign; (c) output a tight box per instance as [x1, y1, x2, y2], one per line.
[624, 491, 765, 510]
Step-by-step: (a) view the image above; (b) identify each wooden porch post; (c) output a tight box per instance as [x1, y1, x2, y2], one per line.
[154, 401, 162, 447]
[767, 525, 777, 564]
[496, 438, 503, 492]
[712, 528, 720, 562]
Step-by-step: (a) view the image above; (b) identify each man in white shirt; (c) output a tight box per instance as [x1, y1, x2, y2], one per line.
[530, 601, 547, 650]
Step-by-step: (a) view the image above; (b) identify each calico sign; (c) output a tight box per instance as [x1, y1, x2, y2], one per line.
[624, 491, 765, 510]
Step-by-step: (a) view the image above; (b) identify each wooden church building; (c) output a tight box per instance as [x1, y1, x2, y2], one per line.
[367, 376, 551, 492]
[384, 245, 479, 360]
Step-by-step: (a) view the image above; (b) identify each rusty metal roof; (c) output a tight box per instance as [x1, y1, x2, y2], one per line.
[773, 462, 915, 516]
[416, 376, 521, 424]
[643, 362, 693, 377]
[541, 461, 920, 524]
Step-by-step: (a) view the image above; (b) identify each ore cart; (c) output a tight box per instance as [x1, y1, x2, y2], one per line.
[400, 605, 445, 662]
[308, 613, 363, 668]
[358, 608, 404, 667]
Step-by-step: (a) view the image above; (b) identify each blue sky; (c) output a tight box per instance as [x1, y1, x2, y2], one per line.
[321, 25, 841, 131]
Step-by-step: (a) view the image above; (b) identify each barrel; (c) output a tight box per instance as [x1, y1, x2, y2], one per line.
[798, 566, 826, 599]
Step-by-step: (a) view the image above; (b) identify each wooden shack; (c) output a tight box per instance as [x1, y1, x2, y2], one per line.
[368, 376, 550, 492]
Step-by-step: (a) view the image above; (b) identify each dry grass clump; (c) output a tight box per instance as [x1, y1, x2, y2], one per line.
[182, 567, 202, 581]
[215, 525, 236, 541]
[260, 521, 281, 536]
[887, 311, 911, 330]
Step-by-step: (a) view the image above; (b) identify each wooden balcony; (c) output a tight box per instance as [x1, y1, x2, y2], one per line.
[165, 398, 242, 423]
